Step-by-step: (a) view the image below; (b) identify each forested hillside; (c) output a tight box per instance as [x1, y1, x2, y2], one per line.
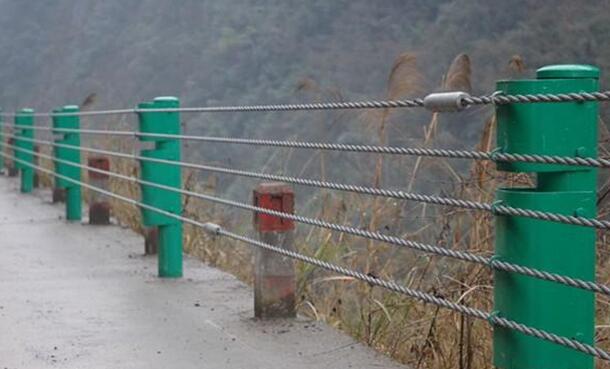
[2, 0, 607, 192]
[2, 3, 610, 367]
[1, 0, 608, 119]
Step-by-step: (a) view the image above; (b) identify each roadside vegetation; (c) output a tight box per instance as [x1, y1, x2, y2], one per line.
[26, 52, 610, 369]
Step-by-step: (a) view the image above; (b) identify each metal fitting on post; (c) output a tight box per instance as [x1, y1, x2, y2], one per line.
[423, 91, 470, 112]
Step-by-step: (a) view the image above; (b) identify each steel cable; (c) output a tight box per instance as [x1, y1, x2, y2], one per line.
[5, 132, 610, 230]
[2, 150, 609, 361]
[1, 90, 609, 118]
[27, 126, 610, 168]
[463, 91, 610, 106]
[0, 108, 136, 118]
[6, 142, 610, 296]
[215, 226, 610, 361]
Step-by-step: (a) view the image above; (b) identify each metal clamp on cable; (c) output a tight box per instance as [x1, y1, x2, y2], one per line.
[202, 222, 222, 236]
[423, 91, 470, 112]
[487, 255, 502, 270]
[489, 147, 504, 163]
[486, 310, 501, 325]
[490, 200, 504, 216]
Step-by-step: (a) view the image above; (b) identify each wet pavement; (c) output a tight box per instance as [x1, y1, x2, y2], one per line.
[0, 176, 405, 369]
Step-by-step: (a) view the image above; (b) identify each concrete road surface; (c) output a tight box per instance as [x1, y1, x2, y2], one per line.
[0, 177, 406, 369]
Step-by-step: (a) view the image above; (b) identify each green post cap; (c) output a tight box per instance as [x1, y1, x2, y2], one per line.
[537, 64, 599, 79]
[138, 101, 153, 109]
[154, 96, 178, 102]
[153, 96, 179, 108]
[62, 105, 79, 112]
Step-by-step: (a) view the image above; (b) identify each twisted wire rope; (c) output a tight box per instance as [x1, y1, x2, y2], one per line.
[2, 149, 609, 361]
[463, 91, 610, 106]
[6, 141, 610, 296]
[0, 90, 609, 118]
[5, 132, 610, 230]
[26, 126, 610, 168]
[216, 227, 610, 361]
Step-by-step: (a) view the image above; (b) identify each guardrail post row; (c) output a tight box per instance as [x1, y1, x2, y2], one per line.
[137, 97, 183, 278]
[87, 157, 110, 225]
[53, 105, 82, 221]
[253, 182, 296, 319]
[15, 108, 34, 193]
[493, 65, 599, 369]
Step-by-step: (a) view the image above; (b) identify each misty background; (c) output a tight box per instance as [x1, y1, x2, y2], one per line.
[1, 0, 609, 204]
[2, 3, 610, 366]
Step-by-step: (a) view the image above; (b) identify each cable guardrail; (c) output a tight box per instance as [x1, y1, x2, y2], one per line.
[1, 149, 609, 361]
[1, 89, 610, 118]
[2, 64, 608, 367]
[28, 126, 610, 168]
[6, 132, 610, 231]
[6, 141, 610, 297]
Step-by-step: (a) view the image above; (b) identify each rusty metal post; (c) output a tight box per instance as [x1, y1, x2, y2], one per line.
[253, 182, 296, 319]
[33, 145, 40, 188]
[52, 188, 66, 203]
[87, 157, 110, 225]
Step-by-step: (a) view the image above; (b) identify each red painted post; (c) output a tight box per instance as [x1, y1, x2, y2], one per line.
[33, 145, 40, 188]
[51, 134, 65, 203]
[7, 137, 18, 177]
[87, 157, 110, 225]
[253, 182, 296, 318]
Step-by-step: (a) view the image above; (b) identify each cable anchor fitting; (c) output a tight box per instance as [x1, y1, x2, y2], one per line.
[423, 91, 470, 112]
[202, 222, 222, 236]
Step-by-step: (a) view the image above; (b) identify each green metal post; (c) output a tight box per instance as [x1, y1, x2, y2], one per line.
[0, 109, 4, 172]
[15, 108, 34, 193]
[137, 97, 183, 278]
[53, 106, 82, 221]
[494, 65, 599, 369]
